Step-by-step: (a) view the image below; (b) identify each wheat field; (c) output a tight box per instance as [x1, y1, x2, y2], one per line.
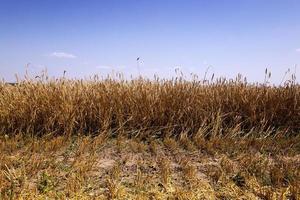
[0, 73, 299, 199]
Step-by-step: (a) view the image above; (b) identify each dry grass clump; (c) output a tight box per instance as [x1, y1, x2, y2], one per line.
[0, 72, 299, 137]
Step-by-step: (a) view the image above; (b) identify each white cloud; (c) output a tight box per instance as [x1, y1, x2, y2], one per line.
[95, 65, 127, 70]
[81, 61, 90, 65]
[49, 52, 76, 59]
[117, 65, 127, 70]
[96, 65, 112, 70]
[296, 48, 300, 52]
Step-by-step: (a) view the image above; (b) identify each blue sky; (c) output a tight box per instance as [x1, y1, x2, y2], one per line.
[1, 0, 300, 83]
